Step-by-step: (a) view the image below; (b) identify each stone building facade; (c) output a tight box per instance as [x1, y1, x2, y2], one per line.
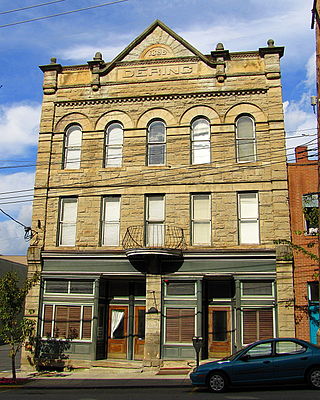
[24, 20, 294, 368]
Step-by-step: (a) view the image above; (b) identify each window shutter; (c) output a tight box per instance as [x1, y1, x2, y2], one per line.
[243, 310, 257, 344]
[82, 306, 92, 339]
[180, 309, 195, 342]
[166, 308, 180, 342]
[259, 309, 273, 339]
[68, 306, 81, 339]
[166, 308, 195, 343]
[54, 306, 68, 338]
[43, 305, 53, 337]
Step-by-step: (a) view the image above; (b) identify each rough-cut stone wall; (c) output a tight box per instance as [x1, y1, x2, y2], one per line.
[24, 22, 295, 367]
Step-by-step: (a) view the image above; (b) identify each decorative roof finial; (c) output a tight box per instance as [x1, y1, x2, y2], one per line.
[93, 52, 103, 61]
[267, 39, 275, 48]
[50, 57, 57, 64]
[216, 43, 224, 51]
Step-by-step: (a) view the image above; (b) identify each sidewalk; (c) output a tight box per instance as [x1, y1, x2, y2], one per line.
[1, 367, 192, 389]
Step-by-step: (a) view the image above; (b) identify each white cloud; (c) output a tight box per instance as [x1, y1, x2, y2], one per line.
[0, 172, 34, 255]
[0, 103, 41, 158]
[305, 52, 316, 89]
[284, 100, 317, 161]
[58, 44, 126, 63]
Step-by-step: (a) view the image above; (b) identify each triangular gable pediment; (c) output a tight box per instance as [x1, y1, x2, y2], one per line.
[98, 20, 212, 75]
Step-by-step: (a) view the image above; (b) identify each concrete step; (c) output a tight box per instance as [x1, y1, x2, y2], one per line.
[91, 359, 143, 369]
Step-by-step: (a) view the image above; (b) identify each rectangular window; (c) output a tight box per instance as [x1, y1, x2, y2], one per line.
[44, 280, 94, 295]
[243, 308, 273, 345]
[165, 308, 195, 343]
[146, 195, 165, 246]
[102, 196, 121, 246]
[212, 310, 227, 341]
[238, 192, 259, 244]
[242, 281, 273, 296]
[165, 281, 195, 296]
[303, 194, 319, 235]
[308, 282, 319, 302]
[42, 304, 92, 340]
[191, 194, 211, 245]
[58, 198, 77, 246]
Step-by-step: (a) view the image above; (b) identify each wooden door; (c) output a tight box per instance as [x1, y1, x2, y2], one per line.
[208, 306, 231, 359]
[134, 306, 145, 360]
[107, 305, 128, 359]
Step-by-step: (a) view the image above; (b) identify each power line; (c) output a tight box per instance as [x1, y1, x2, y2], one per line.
[0, 208, 36, 240]
[0, 0, 66, 15]
[0, 0, 129, 28]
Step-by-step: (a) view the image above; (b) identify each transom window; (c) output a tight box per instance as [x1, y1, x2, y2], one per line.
[191, 118, 210, 164]
[105, 123, 123, 167]
[165, 281, 196, 296]
[147, 120, 166, 165]
[236, 115, 256, 162]
[64, 125, 82, 169]
[242, 281, 273, 296]
[44, 280, 94, 295]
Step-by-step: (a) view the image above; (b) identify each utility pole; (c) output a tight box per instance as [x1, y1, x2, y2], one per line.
[311, 0, 320, 345]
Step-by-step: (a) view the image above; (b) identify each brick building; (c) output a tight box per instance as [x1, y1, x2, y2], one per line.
[287, 146, 319, 342]
[24, 20, 294, 368]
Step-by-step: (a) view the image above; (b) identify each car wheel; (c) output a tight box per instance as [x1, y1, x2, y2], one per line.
[207, 371, 228, 393]
[308, 367, 320, 389]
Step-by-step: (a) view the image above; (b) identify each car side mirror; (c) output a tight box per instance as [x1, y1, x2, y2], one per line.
[240, 354, 250, 362]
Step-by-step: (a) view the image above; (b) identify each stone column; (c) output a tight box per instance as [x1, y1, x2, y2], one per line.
[143, 274, 162, 368]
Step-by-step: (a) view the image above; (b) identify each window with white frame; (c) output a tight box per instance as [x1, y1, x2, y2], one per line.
[58, 197, 77, 246]
[64, 125, 82, 169]
[147, 120, 166, 165]
[191, 194, 211, 245]
[302, 194, 319, 235]
[191, 118, 210, 164]
[238, 192, 259, 244]
[146, 195, 165, 246]
[42, 304, 92, 340]
[236, 115, 256, 162]
[105, 123, 123, 167]
[102, 196, 121, 246]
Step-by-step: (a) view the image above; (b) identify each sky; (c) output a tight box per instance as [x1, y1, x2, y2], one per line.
[0, 0, 317, 255]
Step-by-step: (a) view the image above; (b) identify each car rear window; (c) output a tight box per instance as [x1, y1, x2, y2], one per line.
[276, 341, 306, 355]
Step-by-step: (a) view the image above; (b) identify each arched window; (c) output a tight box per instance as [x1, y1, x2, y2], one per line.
[64, 125, 82, 169]
[191, 118, 210, 164]
[105, 122, 123, 167]
[236, 115, 256, 162]
[147, 120, 166, 165]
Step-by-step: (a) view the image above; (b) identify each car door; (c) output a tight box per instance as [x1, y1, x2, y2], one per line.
[273, 340, 311, 381]
[229, 341, 274, 384]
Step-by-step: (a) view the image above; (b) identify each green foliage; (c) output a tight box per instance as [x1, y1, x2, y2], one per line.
[0, 271, 39, 380]
[274, 239, 319, 262]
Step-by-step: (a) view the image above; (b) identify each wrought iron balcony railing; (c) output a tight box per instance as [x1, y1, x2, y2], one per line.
[122, 224, 186, 251]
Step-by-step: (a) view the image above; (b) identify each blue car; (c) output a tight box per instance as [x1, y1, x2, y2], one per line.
[190, 338, 320, 393]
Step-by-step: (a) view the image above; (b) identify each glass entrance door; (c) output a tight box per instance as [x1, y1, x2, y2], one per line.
[208, 306, 231, 358]
[107, 306, 128, 359]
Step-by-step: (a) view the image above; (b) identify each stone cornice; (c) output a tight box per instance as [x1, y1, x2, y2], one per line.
[55, 88, 268, 107]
